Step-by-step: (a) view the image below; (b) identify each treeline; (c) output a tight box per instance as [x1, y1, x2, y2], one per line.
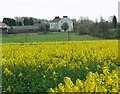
[3, 17, 34, 26]
[23, 17, 33, 26]
[2, 16, 119, 39]
[39, 23, 50, 34]
[3, 18, 16, 26]
[73, 15, 118, 39]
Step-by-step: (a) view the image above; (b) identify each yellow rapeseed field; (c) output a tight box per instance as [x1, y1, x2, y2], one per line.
[2, 40, 119, 93]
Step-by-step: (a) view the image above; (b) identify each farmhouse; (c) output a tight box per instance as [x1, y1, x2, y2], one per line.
[50, 16, 73, 31]
[0, 22, 11, 34]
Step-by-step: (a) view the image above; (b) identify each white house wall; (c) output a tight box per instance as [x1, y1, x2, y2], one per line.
[50, 23, 59, 30]
[58, 18, 73, 32]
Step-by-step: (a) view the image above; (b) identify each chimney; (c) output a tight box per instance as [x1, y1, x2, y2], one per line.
[55, 16, 60, 19]
[63, 16, 68, 18]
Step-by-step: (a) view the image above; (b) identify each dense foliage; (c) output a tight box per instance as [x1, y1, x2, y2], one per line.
[2, 40, 119, 93]
[73, 16, 119, 39]
[61, 22, 69, 31]
[3, 18, 16, 26]
[48, 69, 118, 92]
[39, 23, 50, 33]
[23, 17, 34, 26]
[2, 17, 34, 26]
[112, 15, 117, 28]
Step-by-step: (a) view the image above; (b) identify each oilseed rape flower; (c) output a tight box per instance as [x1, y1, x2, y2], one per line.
[3, 68, 13, 76]
[48, 70, 118, 93]
[2, 40, 118, 93]
[18, 72, 23, 77]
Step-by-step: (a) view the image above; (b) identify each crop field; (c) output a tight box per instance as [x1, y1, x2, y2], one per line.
[1, 32, 103, 43]
[2, 40, 119, 93]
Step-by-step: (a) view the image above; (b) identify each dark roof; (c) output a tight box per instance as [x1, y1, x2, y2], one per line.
[12, 25, 39, 30]
[63, 16, 68, 18]
[51, 16, 61, 23]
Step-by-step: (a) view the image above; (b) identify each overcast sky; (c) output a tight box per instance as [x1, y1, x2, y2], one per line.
[0, 0, 119, 21]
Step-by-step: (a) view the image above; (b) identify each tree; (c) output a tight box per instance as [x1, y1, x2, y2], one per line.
[18, 21, 22, 26]
[16, 21, 22, 26]
[61, 22, 69, 31]
[23, 17, 34, 26]
[3, 18, 9, 25]
[75, 18, 93, 35]
[95, 19, 98, 25]
[39, 24, 46, 31]
[61, 22, 70, 40]
[98, 17, 111, 38]
[39, 23, 49, 34]
[3, 18, 16, 26]
[23, 17, 29, 26]
[77, 24, 86, 35]
[112, 15, 117, 28]
[73, 21, 79, 33]
[45, 24, 50, 31]
[29, 17, 34, 25]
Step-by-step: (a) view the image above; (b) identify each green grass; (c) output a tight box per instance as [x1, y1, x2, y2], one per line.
[2, 32, 103, 43]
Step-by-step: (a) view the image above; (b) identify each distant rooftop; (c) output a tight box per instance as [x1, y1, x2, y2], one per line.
[63, 16, 68, 18]
[51, 16, 61, 23]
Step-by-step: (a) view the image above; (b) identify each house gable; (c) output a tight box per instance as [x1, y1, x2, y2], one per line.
[50, 16, 73, 31]
[50, 16, 61, 30]
[51, 16, 61, 23]
[58, 16, 73, 31]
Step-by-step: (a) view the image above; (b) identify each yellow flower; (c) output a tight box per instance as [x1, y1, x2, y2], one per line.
[72, 86, 79, 92]
[18, 72, 23, 77]
[3, 68, 13, 76]
[52, 71, 56, 76]
[48, 88, 55, 92]
[103, 67, 109, 75]
[58, 83, 64, 92]
[110, 88, 118, 92]
[6, 86, 12, 92]
[76, 79, 83, 88]
[64, 77, 74, 86]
